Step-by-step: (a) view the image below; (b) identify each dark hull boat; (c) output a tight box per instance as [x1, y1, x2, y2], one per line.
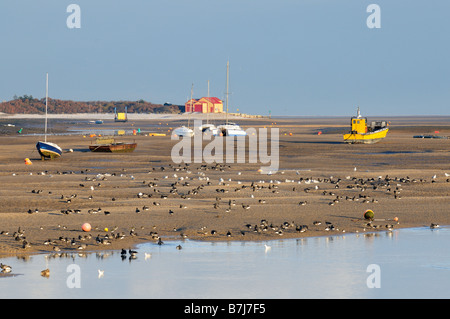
[36, 73, 62, 160]
[89, 142, 137, 153]
[36, 141, 63, 159]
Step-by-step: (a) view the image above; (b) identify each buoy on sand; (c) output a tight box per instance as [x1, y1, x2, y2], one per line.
[364, 209, 374, 220]
[82, 223, 92, 232]
[24, 158, 32, 165]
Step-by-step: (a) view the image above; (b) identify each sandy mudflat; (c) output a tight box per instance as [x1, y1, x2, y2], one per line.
[0, 115, 449, 257]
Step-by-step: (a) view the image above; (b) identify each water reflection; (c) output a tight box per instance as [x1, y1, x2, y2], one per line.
[1, 227, 449, 299]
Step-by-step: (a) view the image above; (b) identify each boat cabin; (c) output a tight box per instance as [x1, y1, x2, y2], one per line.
[350, 117, 368, 134]
[349, 108, 387, 134]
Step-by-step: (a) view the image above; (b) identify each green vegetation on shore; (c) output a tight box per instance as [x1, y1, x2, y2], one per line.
[0, 97, 182, 114]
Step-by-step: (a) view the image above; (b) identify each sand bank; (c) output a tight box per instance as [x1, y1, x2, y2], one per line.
[0, 116, 449, 257]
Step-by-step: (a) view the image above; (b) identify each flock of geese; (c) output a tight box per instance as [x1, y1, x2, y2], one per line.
[0, 166, 447, 279]
[1, 164, 448, 259]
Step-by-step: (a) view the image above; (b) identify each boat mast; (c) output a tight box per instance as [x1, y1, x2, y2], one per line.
[207, 79, 209, 125]
[45, 72, 48, 143]
[188, 83, 193, 129]
[226, 61, 229, 125]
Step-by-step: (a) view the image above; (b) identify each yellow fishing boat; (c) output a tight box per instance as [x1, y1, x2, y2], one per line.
[343, 107, 389, 144]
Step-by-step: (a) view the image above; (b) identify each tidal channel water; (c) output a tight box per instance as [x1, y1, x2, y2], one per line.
[1, 226, 449, 299]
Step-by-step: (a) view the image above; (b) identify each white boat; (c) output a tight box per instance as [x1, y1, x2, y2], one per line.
[198, 123, 218, 136]
[216, 122, 246, 136]
[174, 83, 195, 137]
[197, 80, 219, 136]
[173, 126, 194, 137]
[215, 61, 247, 137]
[36, 73, 62, 160]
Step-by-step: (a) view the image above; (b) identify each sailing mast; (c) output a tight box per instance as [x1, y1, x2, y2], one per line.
[207, 80, 210, 125]
[188, 83, 193, 129]
[226, 61, 229, 125]
[45, 72, 48, 143]
[35, 72, 63, 160]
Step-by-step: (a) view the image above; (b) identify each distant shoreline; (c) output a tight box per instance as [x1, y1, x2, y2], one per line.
[0, 112, 266, 121]
[1, 112, 449, 121]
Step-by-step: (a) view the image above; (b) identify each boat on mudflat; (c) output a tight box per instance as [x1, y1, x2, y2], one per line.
[216, 122, 247, 136]
[198, 123, 218, 136]
[214, 62, 247, 137]
[173, 126, 194, 137]
[89, 137, 136, 153]
[343, 107, 389, 144]
[36, 73, 62, 160]
[36, 141, 63, 159]
[413, 134, 448, 139]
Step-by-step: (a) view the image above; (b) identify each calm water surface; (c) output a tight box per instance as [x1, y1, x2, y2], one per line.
[1, 226, 449, 299]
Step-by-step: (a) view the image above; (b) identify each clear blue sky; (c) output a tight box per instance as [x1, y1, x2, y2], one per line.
[0, 0, 449, 116]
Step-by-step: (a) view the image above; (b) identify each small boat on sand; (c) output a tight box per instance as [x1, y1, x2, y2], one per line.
[37, 141, 63, 159]
[198, 123, 218, 136]
[36, 73, 62, 160]
[173, 126, 194, 137]
[214, 61, 247, 137]
[343, 107, 389, 144]
[216, 122, 247, 136]
[89, 137, 136, 153]
[413, 134, 448, 139]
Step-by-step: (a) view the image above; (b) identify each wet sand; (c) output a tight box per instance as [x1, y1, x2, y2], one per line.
[1, 115, 449, 257]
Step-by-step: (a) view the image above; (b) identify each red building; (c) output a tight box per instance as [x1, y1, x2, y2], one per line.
[184, 97, 223, 113]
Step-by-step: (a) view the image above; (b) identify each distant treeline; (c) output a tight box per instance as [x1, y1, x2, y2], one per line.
[0, 97, 182, 114]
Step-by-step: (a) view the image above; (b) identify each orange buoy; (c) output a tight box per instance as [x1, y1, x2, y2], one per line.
[81, 223, 92, 232]
[24, 158, 32, 165]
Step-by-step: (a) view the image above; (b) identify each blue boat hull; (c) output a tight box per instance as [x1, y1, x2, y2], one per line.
[36, 141, 62, 159]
